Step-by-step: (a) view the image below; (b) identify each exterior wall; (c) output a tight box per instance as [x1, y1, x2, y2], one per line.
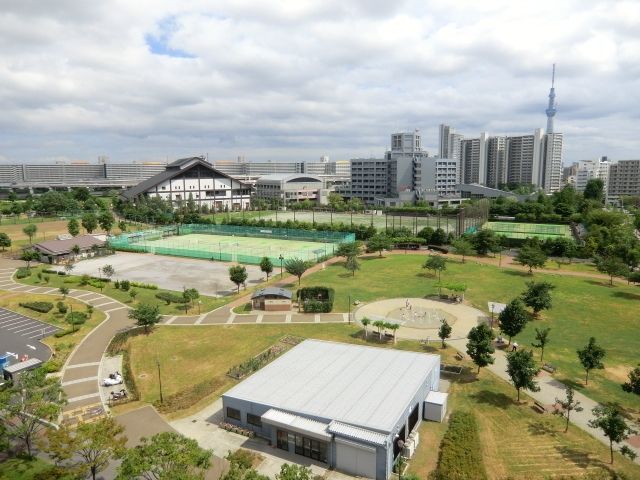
[541, 133, 563, 193]
[608, 160, 640, 199]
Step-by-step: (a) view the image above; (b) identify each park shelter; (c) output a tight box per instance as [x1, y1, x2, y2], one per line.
[32, 235, 106, 264]
[251, 287, 292, 311]
[222, 340, 443, 479]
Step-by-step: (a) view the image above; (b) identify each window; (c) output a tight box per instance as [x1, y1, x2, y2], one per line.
[247, 413, 262, 427]
[277, 430, 289, 451]
[227, 407, 241, 421]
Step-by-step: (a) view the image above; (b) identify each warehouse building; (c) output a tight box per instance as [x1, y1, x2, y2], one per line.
[222, 340, 444, 479]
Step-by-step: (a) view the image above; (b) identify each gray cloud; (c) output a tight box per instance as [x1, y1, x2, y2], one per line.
[0, 0, 639, 164]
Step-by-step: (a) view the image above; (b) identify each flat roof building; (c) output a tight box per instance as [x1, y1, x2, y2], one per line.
[222, 340, 443, 479]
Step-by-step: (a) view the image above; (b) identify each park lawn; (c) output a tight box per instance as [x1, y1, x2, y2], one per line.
[126, 323, 640, 479]
[16, 266, 228, 315]
[296, 254, 640, 413]
[0, 291, 106, 371]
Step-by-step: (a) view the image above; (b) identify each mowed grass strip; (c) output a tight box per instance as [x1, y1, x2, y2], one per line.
[294, 254, 640, 412]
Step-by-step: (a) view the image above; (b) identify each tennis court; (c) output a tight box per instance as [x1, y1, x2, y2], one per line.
[109, 224, 352, 264]
[483, 221, 572, 240]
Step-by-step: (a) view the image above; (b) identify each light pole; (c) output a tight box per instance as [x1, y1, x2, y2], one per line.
[348, 294, 351, 324]
[198, 300, 202, 315]
[490, 304, 495, 330]
[279, 254, 284, 278]
[156, 358, 163, 404]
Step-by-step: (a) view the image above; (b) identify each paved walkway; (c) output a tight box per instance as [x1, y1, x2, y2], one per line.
[356, 297, 640, 463]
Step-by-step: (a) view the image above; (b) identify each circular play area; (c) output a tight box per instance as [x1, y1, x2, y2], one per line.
[354, 297, 487, 340]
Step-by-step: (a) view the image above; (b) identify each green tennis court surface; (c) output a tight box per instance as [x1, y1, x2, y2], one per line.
[483, 221, 572, 240]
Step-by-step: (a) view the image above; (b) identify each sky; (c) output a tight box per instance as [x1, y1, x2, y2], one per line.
[1, 0, 639, 165]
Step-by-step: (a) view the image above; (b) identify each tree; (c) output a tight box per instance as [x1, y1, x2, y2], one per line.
[129, 288, 138, 303]
[82, 213, 98, 233]
[438, 319, 452, 348]
[101, 264, 115, 281]
[67, 218, 80, 237]
[128, 303, 161, 333]
[22, 224, 37, 244]
[506, 349, 540, 402]
[0, 232, 11, 250]
[20, 249, 39, 269]
[118, 220, 127, 232]
[594, 254, 628, 286]
[622, 365, 640, 395]
[577, 337, 605, 385]
[44, 417, 127, 480]
[327, 192, 345, 211]
[366, 234, 393, 257]
[98, 211, 115, 234]
[183, 288, 200, 313]
[285, 257, 310, 285]
[372, 319, 386, 338]
[335, 242, 360, 259]
[555, 387, 583, 433]
[423, 255, 446, 281]
[588, 405, 636, 464]
[64, 262, 75, 275]
[386, 322, 400, 343]
[473, 229, 499, 255]
[259, 257, 273, 280]
[521, 281, 555, 316]
[466, 323, 495, 373]
[531, 327, 551, 361]
[276, 463, 312, 480]
[229, 265, 248, 293]
[498, 298, 529, 344]
[59, 286, 70, 299]
[515, 244, 547, 273]
[583, 178, 605, 203]
[361, 317, 371, 338]
[117, 431, 212, 480]
[0, 368, 64, 456]
[451, 238, 475, 263]
[71, 244, 81, 261]
[344, 255, 360, 277]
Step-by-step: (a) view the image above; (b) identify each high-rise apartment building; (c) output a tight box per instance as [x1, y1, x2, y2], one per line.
[486, 136, 508, 189]
[607, 160, 640, 199]
[506, 129, 544, 187]
[438, 124, 462, 162]
[540, 133, 563, 192]
[386, 130, 429, 195]
[575, 158, 609, 193]
[460, 132, 489, 184]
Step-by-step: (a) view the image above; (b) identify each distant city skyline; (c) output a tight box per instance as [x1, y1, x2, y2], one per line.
[0, 1, 638, 164]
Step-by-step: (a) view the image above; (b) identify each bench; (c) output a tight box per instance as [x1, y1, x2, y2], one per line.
[533, 400, 547, 413]
[455, 352, 464, 361]
[542, 363, 557, 374]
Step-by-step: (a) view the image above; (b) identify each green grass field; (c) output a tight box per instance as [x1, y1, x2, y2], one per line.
[293, 254, 640, 413]
[126, 324, 640, 479]
[484, 221, 572, 240]
[141, 233, 336, 262]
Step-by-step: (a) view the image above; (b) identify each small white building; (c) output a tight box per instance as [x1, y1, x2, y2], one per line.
[122, 157, 252, 211]
[255, 173, 326, 205]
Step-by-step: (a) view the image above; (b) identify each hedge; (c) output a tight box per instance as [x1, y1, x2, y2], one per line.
[131, 281, 158, 290]
[434, 411, 487, 480]
[19, 301, 54, 313]
[155, 291, 187, 304]
[15, 267, 31, 279]
[297, 286, 335, 313]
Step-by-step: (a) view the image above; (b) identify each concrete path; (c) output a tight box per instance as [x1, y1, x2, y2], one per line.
[355, 297, 640, 463]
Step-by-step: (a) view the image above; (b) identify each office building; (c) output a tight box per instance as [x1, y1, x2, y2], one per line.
[348, 158, 393, 204]
[223, 339, 444, 480]
[254, 174, 327, 205]
[414, 157, 460, 198]
[575, 157, 610, 193]
[386, 130, 429, 196]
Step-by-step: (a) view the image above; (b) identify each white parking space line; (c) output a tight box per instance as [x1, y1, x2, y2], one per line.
[5, 320, 35, 330]
[0, 317, 21, 325]
[27, 328, 57, 338]
[14, 324, 45, 334]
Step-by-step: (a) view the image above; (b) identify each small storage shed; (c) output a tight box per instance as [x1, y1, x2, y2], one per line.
[3, 358, 43, 382]
[251, 287, 292, 311]
[423, 391, 448, 422]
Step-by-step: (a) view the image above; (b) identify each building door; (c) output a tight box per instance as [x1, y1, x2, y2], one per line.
[335, 439, 377, 479]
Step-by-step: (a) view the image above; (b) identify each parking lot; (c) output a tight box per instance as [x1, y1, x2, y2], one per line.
[0, 307, 60, 363]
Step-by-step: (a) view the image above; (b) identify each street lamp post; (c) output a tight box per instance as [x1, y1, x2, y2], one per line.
[156, 358, 163, 404]
[348, 294, 351, 324]
[490, 304, 495, 330]
[279, 254, 284, 278]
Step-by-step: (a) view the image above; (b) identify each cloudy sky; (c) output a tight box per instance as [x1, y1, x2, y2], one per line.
[1, 0, 638, 164]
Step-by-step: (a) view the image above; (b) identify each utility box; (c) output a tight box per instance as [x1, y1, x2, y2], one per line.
[423, 391, 448, 422]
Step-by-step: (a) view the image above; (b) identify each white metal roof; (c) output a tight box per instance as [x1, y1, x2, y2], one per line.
[328, 421, 388, 446]
[425, 391, 448, 405]
[3, 358, 43, 374]
[224, 339, 439, 433]
[262, 408, 332, 440]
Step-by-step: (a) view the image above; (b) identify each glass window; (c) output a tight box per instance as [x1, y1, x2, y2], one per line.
[277, 430, 289, 451]
[226, 407, 241, 421]
[247, 413, 262, 427]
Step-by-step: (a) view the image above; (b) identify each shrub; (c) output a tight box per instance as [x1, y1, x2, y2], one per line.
[226, 449, 255, 470]
[114, 280, 120, 289]
[130, 281, 157, 290]
[155, 291, 187, 304]
[66, 311, 88, 325]
[42, 268, 58, 275]
[56, 301, 68, 314]
[120, 279, 131, 291]
[87, 279, 105, 289]
[54, 329, 74, 338]
[79, 274, 90, 286]
[297, 286, 335, 313]
[19, 301, 54, 313]
[42, 358, 63, 373]
[15, 267, 32, 279]
[434, 411, 487, 480]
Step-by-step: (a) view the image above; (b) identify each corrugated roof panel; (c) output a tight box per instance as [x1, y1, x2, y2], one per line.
[328, 421, 388, 446]
[224, 340, 439, 433]
[262, 408, 331, 439]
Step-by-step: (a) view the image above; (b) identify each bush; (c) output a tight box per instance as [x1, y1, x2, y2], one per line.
[19, 301, 54, 313]
[42, 358, 63, 373]
[79, 274, 90, 286]
[114, 280, 120, 289]
[42, 268, 59, 275]
[66, 311, 88, 325]
[15, 267, 31, 279]
[155, 291, 187, 304]
[87, 279, 105, 289]
[130, 281, 157, 290]
[297, 286, 335, 313]
[56, 301, 68, 314]
[434, 411, 487, 480]
[54, 329, 74, 338]
[120, 279, 131, 291]
[226, 449, 255, 470]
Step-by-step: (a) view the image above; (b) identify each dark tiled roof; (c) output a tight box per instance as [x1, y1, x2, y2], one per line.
[33, 235, 105, 256]
[121, 157, 249, 200]
[251, 287, 292, 299]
